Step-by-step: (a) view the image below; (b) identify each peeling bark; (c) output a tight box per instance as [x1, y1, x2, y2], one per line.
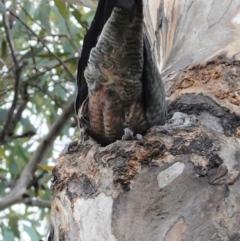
[50, 0, 240, 240]
[50, 113, 240, 240]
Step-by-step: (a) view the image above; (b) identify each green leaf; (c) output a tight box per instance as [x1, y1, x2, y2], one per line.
[22, 46, 44, 59]
[39, 8, 51, 34]
[15, 142, 30, 164]
[0, 58, 5, 68]
[23, 224, 40, 240]
[81, 9, 95, 25]
[24, 217, 42, 227]
[62, 38, 74, 53]
[0, 0, 90, 237]
[0, 109, 8, 125]
[37, 59, 59, 68]
[19, 117, 35, 133]
[0, 146, 8, 162]
[2, 224, 15, 241]
[0, 181, 6, 195]
[23, 0, 33, 15]
[70, 5, 82, 25]
[9, 216, 20, 238]
[1, 40, 7, 58]
[0, 2, 6, 13]
[9, 159, 19, 175]
[54, 0, 68, 20]
[38, 164, 54, 172]
[40, 208, 48, 220]
[54, 84, 67, 97]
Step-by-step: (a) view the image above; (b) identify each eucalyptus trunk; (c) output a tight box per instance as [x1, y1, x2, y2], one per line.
[49, 0, 240, 240]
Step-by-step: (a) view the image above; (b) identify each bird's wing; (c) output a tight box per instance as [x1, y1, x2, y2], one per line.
[142, 35, 167, 125]
[75, 0, 115, 114]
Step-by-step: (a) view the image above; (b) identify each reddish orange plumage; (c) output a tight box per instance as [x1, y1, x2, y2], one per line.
[76, 1, 166, 146]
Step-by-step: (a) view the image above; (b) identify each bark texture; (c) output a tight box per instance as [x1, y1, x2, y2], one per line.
[50, 117, 240, 241]
[50, 0, 240, 240]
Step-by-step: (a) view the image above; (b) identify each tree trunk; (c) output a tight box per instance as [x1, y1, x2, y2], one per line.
[49, 0, 240, 240]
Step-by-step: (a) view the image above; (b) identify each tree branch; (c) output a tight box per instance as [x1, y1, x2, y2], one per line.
[21, 4, 81, 55]
[25, 56, 77, 83]
[60, 0, 97, 9]
[28, 83, 63, 108]
[7, 83, 30, 136]
[65, 20, 82, 55]
[23, 198, 51, 209]
[0, 178, 15, 188]
[2, 0, 19, 68]
[0, 3, 23, 144]
[0, 99, 75, 211]
[8, 9, 76, 81]
[10, 130, 36, 139]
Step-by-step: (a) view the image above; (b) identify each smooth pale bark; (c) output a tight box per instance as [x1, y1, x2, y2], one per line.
[49, 1, 240, 240]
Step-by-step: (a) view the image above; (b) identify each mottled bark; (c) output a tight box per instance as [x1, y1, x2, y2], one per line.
[50, 0, 240, 240]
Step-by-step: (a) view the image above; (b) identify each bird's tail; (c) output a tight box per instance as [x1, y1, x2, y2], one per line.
[85, 1, 144, 102]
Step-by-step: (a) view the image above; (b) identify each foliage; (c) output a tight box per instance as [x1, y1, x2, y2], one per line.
[0, 0, 94, 240]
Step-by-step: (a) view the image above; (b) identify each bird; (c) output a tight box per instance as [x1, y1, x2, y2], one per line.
[75, 0, 167, 146]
